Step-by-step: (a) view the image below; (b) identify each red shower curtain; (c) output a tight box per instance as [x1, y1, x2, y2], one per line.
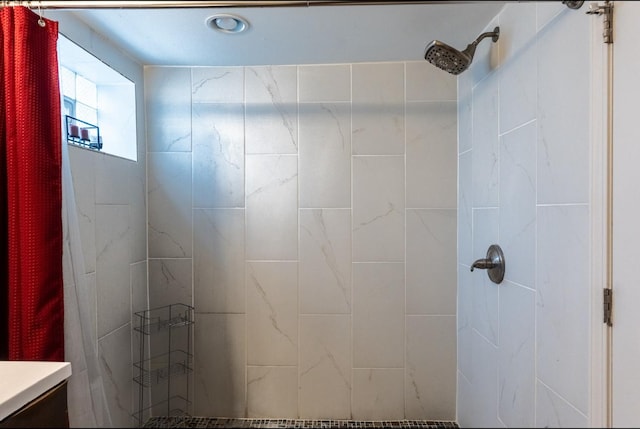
[0, 6, 64, 361]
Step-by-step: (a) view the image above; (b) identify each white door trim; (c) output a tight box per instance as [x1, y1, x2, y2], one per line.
[588, 2, 612, 427]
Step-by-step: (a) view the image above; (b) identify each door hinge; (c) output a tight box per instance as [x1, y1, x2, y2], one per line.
[603, 288, 613, 326]
[587, 1, 613, 44]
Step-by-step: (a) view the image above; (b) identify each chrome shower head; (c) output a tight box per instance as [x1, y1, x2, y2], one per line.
[424, 26, 500, 75]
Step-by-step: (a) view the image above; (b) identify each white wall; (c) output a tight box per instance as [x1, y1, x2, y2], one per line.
[49, 11, 148, 428]
[457, 3, 592, 427]
[145, 61, 459, 419]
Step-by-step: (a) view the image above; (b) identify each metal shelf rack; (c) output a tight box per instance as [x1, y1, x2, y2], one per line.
[132, 303, 194, 427]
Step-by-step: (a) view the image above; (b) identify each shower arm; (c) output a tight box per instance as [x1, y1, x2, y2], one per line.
[1, 0, 584, 9]
[461, 26, 499, 58]
[471, 29, 500, 47]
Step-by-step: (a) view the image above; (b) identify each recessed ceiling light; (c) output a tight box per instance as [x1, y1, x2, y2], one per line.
[206, 14, 249, 34]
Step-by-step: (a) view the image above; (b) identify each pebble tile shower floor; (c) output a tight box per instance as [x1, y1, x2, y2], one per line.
[142, 417, 459, 428]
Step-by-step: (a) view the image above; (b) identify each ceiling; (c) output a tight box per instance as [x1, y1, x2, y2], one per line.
[63, 2, 506, 67]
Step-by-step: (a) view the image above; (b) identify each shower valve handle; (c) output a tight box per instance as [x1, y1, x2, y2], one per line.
[470, 259, 496, 271]
[470, 244, 505, 284]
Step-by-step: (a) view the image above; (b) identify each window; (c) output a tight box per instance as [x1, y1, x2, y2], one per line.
[58, 34, 137, 161]
[61, 66, 98, 125]
[60, 65, 102, 150]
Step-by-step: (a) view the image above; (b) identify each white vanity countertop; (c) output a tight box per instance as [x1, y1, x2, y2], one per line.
[0, 361, 72, 421]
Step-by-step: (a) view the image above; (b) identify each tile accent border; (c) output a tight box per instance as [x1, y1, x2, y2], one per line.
[142, 417, 459, 428]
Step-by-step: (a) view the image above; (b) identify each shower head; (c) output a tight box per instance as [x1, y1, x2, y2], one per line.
[424, 26, 500, 75]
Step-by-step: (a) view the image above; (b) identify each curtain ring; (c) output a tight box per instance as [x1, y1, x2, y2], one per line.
[37, 2, 46, 27]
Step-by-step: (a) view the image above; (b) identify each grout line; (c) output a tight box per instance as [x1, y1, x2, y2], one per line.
[296, 64, 301, 418]
[403, 61, 408, 411]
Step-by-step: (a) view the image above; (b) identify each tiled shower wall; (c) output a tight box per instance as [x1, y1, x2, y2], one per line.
[68, 147, 147, 427]
[145, 61, 458, 419]
[457, 3, 592, 427]
[56, 11, 149, 427]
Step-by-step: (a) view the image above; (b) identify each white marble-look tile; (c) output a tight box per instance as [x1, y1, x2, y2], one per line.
[246, 262, 298, 366]
[130, 261, 148, 407]
[148, 259, 192, 310]
[96, 204, 131, 338]
[151, 378, 189, 419]
[149, 383, 192, 421]
[352, 61, 404, 105]
[537, 10, 589, 205]
[499, 45, 536, 134]
[471, 208, 499, 346]
[145, 67, 192, 152]
[192, 67, 244, 103]
[536, 381, 589, 428]
[405, 315, 456, 420]
[353, 263, 404, 368]
[352, 156, 404, 262]
[245, 66, 298, 154]
[458, 151, 473, 266]
[145, 286, 193, 361]
[247, 366, 298, 418]
[68, 333, 110, 428]
[406, 209, 457, 315]
[498, 281, 535, 427]
[352, 63, 404, 155]
[299, 102, 351, 208]
[299, 64, 350, 102]
[472, 72, 500, 208]
[130, 261, 148, 315]
[86, 272, 98, 356]
[192, 103, 244, 208]
[456, 370, 474, 429]
[136, 120, 147, 166]
[457, 71, 473, 155]
[536, 2, 567, 32]
[194, 209, 245, 314]
[406, 101, 457, 209]
[352, 368, 404, 420]
[148, 152, 192, 258]
[64, 240, 94, 423]
[406, 61, 457, 102]
[498, 3, 537, 65]
[95, 154, 132, 205]
[467, 330, 501, 428]
[245, 155, 298, 260]
[98, 323, 133, 427]
[457, 265, 473, 383]
[193, 313, 246, 417]
[129, 158, 148, 264]
[536, 204, 589, 414]
[299, 209, 351, 314]
[500, 123, 536, 288]
[299, 315, 351, 419]
[68, 146, 96, 274]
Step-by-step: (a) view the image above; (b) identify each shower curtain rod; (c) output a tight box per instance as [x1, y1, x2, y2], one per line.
[1, 0, 541, 9]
